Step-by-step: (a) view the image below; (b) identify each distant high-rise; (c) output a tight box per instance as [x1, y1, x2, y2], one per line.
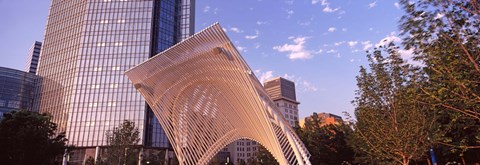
[227, 77, 300, 164]
[36, 0, 194, 162]
[24, 41, 42, 74]
[264, 77, 300, 126]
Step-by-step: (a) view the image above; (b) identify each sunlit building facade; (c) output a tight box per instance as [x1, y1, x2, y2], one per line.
[36, 0, 194, 162]
[299, 112, 343, 127]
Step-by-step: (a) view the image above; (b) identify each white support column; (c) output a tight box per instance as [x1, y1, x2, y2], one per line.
[95, 146, 100, 164]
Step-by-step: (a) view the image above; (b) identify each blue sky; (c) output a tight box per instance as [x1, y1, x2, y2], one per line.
[0, 0, 406, 119]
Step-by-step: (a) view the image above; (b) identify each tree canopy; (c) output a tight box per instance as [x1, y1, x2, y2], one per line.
[399, 0, 480, 162]
[103, 120, 141, 165]
[350, 45, 435, 165]
[0, 110, 68, 165]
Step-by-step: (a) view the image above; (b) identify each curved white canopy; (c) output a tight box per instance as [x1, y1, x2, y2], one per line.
[125, 23, 311, 165]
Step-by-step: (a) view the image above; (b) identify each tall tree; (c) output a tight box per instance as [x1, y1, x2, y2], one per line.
[399, 0, 480, 162]
[350, 45, 435, 164]
[0, 110, 68, 165]
[300, 113, 355, 165]
[103, 120, 140, 165]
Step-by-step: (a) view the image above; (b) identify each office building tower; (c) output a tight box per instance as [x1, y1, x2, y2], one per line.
[24, 41, 42, 74]
[226, 77, 300, 164]
[0, 67, 38, 117]
[264, 77, 300, 126]
[36, 0, 194, 162]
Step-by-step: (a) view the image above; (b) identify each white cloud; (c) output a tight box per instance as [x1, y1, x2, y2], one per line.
[203, 6, 211, 13]
[394, 2, 400, 9]
[273, 36, 313, 60]
[256, 21, 268, 25]
[323, 6, 339, 13]
[342, 28, 347, 32]
[302, 81, 318, 92]
[299, 21, 311, 26]
[398, 48, 423, 66]
[328, 27, 336, 32]
[281, 74, 318, 92]
[361, 41, 373, 50]
[348, 41, 358, 47]
[229, 27, 243, 33]
[236, 45, 247, 52]
[334, 41, 345, 46]
[375, 32, 402, 48]
[256, 70, 274, 84]
[368, 1, 377, 8]
[285, 0, 294, 5]
[254, 43, 261, 49]
[326, 49, 337, 53]
[213, 8, 219, 14]
[283, 74, 296, 81]
[350, 59, 355, 62]
[256, 72, 321, 93]
[287, 10, 294, 15]
[369, 27, 374, 31]
[314, 49, 323, 54]
[313, 0, 340, 13]
[245, 30, 260, 39]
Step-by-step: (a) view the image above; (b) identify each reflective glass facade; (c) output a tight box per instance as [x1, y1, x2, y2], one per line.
[0, 67, 38, 117]
[37, 0, 194, 148]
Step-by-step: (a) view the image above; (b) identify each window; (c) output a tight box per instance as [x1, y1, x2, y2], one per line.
[88, 102, 97, 107]
[110, 84, 118, 88]
[7, 101, 20, 108]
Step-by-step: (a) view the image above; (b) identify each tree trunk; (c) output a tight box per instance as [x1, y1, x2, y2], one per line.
[427, 157, 432, 165]
[461, 156, 466, 165]
[402, 156, 410, 165]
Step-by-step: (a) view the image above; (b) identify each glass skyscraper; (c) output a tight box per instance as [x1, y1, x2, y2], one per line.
[0, 67, 38, 118]
[36, 0, 194, 161]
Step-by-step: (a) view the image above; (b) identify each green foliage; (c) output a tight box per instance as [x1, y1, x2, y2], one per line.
[399, 0, 480, 162]
[103, 120, 140, 165]
[299, 113, 355, 165]
[350, 46, 435, 164]
[0, 110, 68, 165]
[255, 145, 279, 165]
[142, 149, 166, 165]
[85, 156, 96, 165]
